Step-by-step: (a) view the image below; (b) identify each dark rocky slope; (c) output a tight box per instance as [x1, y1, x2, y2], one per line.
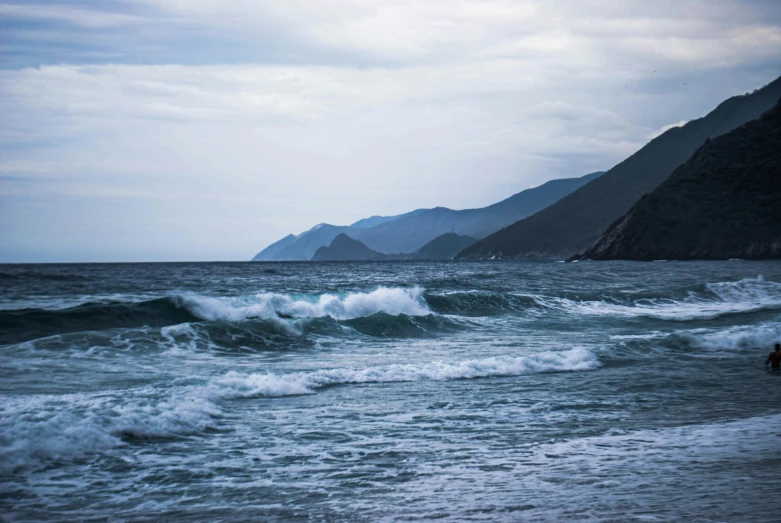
[576, 101, 781, 260]
[458, 75, 781, 260]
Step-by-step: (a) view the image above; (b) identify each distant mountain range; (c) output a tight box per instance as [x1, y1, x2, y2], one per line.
[457, 75, 781, 260]
[311, 232, 477, 261]
[252, 171, 602, 261]
[576, 100, 781, 261]
[253, 75, 781, 263]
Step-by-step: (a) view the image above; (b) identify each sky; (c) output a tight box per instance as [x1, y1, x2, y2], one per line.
[1, 1, 780, 262]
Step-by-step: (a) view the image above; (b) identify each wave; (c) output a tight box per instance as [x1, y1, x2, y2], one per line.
[5, 276, 779, 346]
[532, 276, 781, 321]
[178, 287, 430, 322]
[670, 322, 781, 352]
[424, 291, 536, 316]
[0, 298, 200, 345]
[0, 348, 599, 473]
[0, 287, 432, 345]
[206, 347, 601, 398]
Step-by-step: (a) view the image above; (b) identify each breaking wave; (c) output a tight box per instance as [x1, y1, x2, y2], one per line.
[4, 277, 779, 346]
[178, 287, 430, 322]
[0, 287, 431, 345]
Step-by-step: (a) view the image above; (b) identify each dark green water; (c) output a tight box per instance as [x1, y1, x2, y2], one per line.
[1, 261, 780, 521]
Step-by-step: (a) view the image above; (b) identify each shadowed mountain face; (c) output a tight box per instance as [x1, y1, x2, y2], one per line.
[457, 75, 781, 260]
[577, 101, 781, 261]
[415, 233, 476, 260]
[252, 171, 603, 261]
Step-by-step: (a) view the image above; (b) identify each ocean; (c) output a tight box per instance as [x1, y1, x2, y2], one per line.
[1, 261, 780, 521]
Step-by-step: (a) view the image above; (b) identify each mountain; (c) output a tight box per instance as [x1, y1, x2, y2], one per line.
[252, 170, 603, 260]
[415, 233, 476, 260]
[270, 223, 351, 261]
[251, 234, 298, 261]
[311, 234, 392, 261]
[311, 232, 477, 261]
[350, 171, 604, 254]
[576, 101, 781, 261]
[350, 215, 403, 228]
[256, 209, 428, 261]
[457, 75, 781, 260]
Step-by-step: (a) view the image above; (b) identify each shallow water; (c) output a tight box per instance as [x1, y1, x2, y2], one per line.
[1, 261, 780, 521]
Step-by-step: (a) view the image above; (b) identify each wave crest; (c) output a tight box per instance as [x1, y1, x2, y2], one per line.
[0, 287, 432, 345]
[177, 286, 431, 322]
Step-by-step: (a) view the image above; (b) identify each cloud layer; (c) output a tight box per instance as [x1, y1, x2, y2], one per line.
[1, 0, 780, 261]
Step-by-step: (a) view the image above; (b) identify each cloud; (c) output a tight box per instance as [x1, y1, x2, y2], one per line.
[0, 3, 145, 28]
[1, 0, 780, 261]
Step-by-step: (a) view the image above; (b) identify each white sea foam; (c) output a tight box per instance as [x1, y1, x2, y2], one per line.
[531, 276, 781, 321]
[206, 347, 601, 398]
[176, 286, 430, 322]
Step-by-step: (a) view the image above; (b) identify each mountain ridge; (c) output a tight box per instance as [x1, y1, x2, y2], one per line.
[457, 75, 781, 260]
[252, 171, 603, 261]
[575, 100, 781, 260]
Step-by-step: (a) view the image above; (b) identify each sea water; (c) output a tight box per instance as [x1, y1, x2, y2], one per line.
[1, 261, 780, 521]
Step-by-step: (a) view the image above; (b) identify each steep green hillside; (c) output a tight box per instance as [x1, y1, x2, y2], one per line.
[577, 101, 781, 260]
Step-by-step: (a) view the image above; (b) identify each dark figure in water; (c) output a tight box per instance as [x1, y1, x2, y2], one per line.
[767, 344, 781, 370]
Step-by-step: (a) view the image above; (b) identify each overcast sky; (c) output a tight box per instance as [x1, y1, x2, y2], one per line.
[1, 0, 780, 262]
